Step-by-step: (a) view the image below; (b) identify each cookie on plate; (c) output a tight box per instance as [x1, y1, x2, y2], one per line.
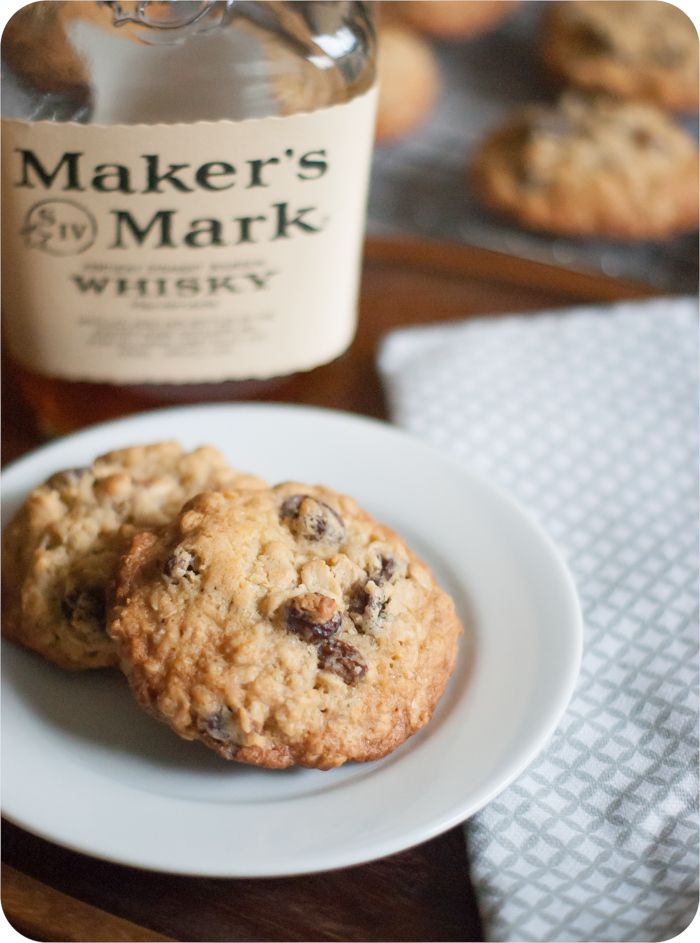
[540, 1, 698, 114]
[2, 443, 265, 671]
[471, 92, 699, 239]
[392, 1, 519, 41]
[376, 22, 440, 143]
[109, 483, 462, 769]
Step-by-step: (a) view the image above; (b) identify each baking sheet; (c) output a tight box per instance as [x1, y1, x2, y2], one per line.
[368, 2, 699, 292]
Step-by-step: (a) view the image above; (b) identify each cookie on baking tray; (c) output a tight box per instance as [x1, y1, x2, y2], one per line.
[108, 483, 462, 769]
[471, 92, 699, 239]
[392, 1, 519, 41]
[1, 1, 86, 93]
[376, 21, 441, 143]
[540, 1, 698, 114]
[2, 442, 265, 671]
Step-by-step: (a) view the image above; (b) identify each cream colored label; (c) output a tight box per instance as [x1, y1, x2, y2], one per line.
[1, 88, 377, 383]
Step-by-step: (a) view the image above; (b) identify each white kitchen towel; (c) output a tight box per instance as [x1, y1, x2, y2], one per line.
[378, 297, 699, 943]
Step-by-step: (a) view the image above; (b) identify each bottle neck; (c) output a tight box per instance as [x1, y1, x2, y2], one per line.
[101, 1, 236, 31]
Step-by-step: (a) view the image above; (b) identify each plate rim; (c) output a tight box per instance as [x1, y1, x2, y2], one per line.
[1, 402, 583, 876]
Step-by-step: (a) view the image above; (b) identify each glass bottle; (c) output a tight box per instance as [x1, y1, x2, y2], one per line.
[1, 1, 377, 434]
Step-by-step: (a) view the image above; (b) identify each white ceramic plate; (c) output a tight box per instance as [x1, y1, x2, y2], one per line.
[2, 404, 582, 877]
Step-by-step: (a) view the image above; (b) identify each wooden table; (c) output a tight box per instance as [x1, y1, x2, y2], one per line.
[2, 237, 655, 942]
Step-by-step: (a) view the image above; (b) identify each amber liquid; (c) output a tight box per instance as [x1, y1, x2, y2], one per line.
[12, 362, 299, 436]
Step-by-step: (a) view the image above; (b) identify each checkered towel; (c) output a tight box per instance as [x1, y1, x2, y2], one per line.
[378, 297, 698, 942]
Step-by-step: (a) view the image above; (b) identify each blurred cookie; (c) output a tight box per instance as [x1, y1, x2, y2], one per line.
[540, 1, 698, 114]
[109, 484, 462, 769]
[471, 93, 699, 239]
[2, 1, 87, 93]
[392, 1, 518, 41]
[376, 22, 440, 142]
[2, 443, 265, 670]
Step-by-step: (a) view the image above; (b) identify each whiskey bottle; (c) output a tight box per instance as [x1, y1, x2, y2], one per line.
[1, 1, 377, 434]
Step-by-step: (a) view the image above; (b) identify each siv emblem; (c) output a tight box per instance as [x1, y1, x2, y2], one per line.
[21, 199, 97, 256]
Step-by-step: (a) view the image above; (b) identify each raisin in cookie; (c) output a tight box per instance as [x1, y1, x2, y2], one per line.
[109, 483, 462, 769]
[471, 92, 699, 239]
[540, 1, 698, 114]
[2, 443, 265, 671]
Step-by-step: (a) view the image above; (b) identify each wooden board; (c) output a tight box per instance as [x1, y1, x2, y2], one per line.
[1, 237, 657, 942]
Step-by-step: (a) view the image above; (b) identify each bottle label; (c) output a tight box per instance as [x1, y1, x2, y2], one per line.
[1, 88, 377, 384]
